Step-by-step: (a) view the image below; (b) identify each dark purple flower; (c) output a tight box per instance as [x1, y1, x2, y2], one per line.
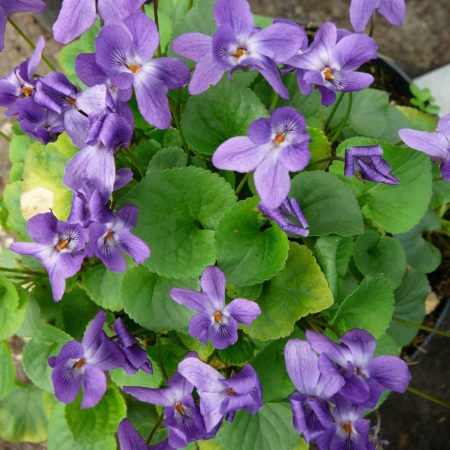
[170, 266, 261, 350]
[48, 311, 124, 408]
[284, 339, 345, 443]
[113, 318, 152, 375]
[306, 329, 411, 408]
[213, 107, 310, 208]
[94, 12, 189, 129]
[344, 145, 399, 185]
[350, 0, 405, 33]
[259, 198, 309, 237]
[10, 212, 87, 301]
[86, 204, 150, 272]
[294, 22, 377, 105]
[53, 0, 145, 44]
[0, 35, 44, 115]
[118, 419, 175, 450]
[178, 357, 263, 432]
[172, 0, 303, 98]
[124, 370, 206, 448]
[399, 114, 450, 181]
[0, 0, 45, 51]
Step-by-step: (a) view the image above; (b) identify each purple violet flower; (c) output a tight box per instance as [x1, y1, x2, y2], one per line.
[123, 370, 206, 448]
[259, 198, 309, 237]
[113, 318, 152, 375]
[86, 205, 150, 272]
[93, 12, 190, 129]
[48, 311, 125, 408]
[178, 357, 263, 432]
[10, 212, 87, 301]
[118, 419, 176, 450]
[172, 0, 303, 98]
[306, 329, 411, 408]
[399, 114, 450, 181]
[213, 107, 310, 208]
[0, 35, 44, 115]
[350, 0, 406, 33]
[293, 22, 377, 105]
[170, 266, 261, 350]
[344, 145, 399, 185]
[284, 339, 345, 443]
[53, 0, 145, 44]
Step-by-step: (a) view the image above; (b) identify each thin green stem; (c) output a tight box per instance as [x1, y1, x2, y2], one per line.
[270, 90, 279, 110]
[153, 0, 161, 57]
[324, 92, 345, 131]
[330, 93, 353, 145]
[235, 173, 250, 195]
[157, 334, 169, 383]
[407, 386, 450, 409]
[146, 411, 165, 445]
[0, 266, 43, 275]
[188, 0, 194, 10]
[314, 317, 341, 339]
[369, 13, 376, 37]
[0, 131, 11, 142]
[308, 156, 345, 167]
[169, 99, 190, 154]
[8, 18, 57, 72]
[393, 316, 450, 338]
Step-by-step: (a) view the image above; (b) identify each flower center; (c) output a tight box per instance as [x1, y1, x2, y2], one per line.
[227, 387, 236, 396]
[23, 86, 34, 97]
[175, 401, 185, 415]
[128, 64, 142, 74]
[233, 48, 247, 59]
[104, 230, 114, 242]
[56, 239, 70, 251]
[322, 67, 335, 81]
[213, 311, 223, 324]
[273, 133, 286, 146]
[74, 358, 85, 369]
[342, 422, 352, 437]
[66, 96, 76, 106]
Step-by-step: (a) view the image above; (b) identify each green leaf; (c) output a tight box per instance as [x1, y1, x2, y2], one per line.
[331, 276, 394, 339]
[306, 127, 331, 169]
[181, 77, 268, 155]
[226, 283, 263, 300]
[218, 332, 256, 366]
[396, 106, 437, 131]
[144, 7, 173, 52]
[47, 403, 117, 450]
[215, 197, 289, 286]
[0, 278, 28, 340]
[122, 266, 198, 332]
[378, 105, 411, 144]
[22, 324, 72, 392]
[110, 358, 162, 389]
[65, 385, 127, 444]
[374, 333, 401, 357]
[173, 0, 215, 37]
[0, 385, 49, 442]
[217, 402, 300, 450]
[177, 332, 215, 360]
[387, 269, 429, 347]
[2, 180, 27, 237]
[147, 147, 187, 171]
[0, 341, 14, 400]
[353, 230, 406, 289]
[248, 243, 333, 341]
[290, 171, 364, 236]
[81, 264, 126, 311]
[119, 167, 236, 279]
[8, 132, 33, 182]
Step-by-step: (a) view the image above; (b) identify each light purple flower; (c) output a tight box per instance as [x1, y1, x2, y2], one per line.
[0, 35, 44, 115]
[10, 212, 87, 301]
[306, 329, 411, 408]
[399, 114, 450, 181]
[344, 145, 399, 185]
[48, 311, 124, 408]
[118, 419, 176, 450]
[123, 370, 206, 448]
[213, 107, 310, 208]
[93, 12, 189, 129]
[53, 0, 145, 44]
[178, 357, 263, 432]
[294, 22, 377, 105]
[170, 266, 261, 350]
[284, 339, 345, 443]
[350, 0, 406, 33]
[172, 0, 303, 98]
[86, 205, 150, 272]
[259, 198, 309, 237]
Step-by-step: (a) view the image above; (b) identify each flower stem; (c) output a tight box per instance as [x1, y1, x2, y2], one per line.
[329, 93, 353, 145]
[157, 334, 169, 383]
[152, 0, 161, 57]
[7, 18, 57, 72]
[169, 98, 190, 155]
[0, 266, 43, 275]
[369, 13, 376, 37]
[146, 411, 164, 445]
[235, 173, 250, 195]
[324, 92, 345, 131]
[0, 131, 11, 142]
[393, 316, 450, 338]
[407, 386, 450, 409]
[188, 0, 194, 10]
[308, 155, 345, 167]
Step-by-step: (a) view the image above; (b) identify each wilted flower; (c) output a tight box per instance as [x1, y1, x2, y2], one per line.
[350, 0, 405, 33]
[118, 419, 176, 450]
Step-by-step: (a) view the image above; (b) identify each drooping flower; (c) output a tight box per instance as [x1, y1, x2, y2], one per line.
[259, 198, 309, 237]
[284, 339, 345, 443]
[48, 311, 124, 408]
[213, 107, 310, 208]
[113, 318, 152, 375]
[53, 0, 145, 44]
[293, 22, 377, 105]
[10, 212, 87, 301]
[0, 35, 45, 115]
[170, 266, 261, 349]
[178, 357, 263, 432]
[399, 114, 450, 181]
[118, 419, 176, 450]
[350, 0, 406, 33]
[93, 12, 190, 129]
[344, 145, 399, 185]
[172, 0, 303, 98]
[86, 205, 150, 272]
[124, 370, 206, 448]
[306, 329, 411, 408]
